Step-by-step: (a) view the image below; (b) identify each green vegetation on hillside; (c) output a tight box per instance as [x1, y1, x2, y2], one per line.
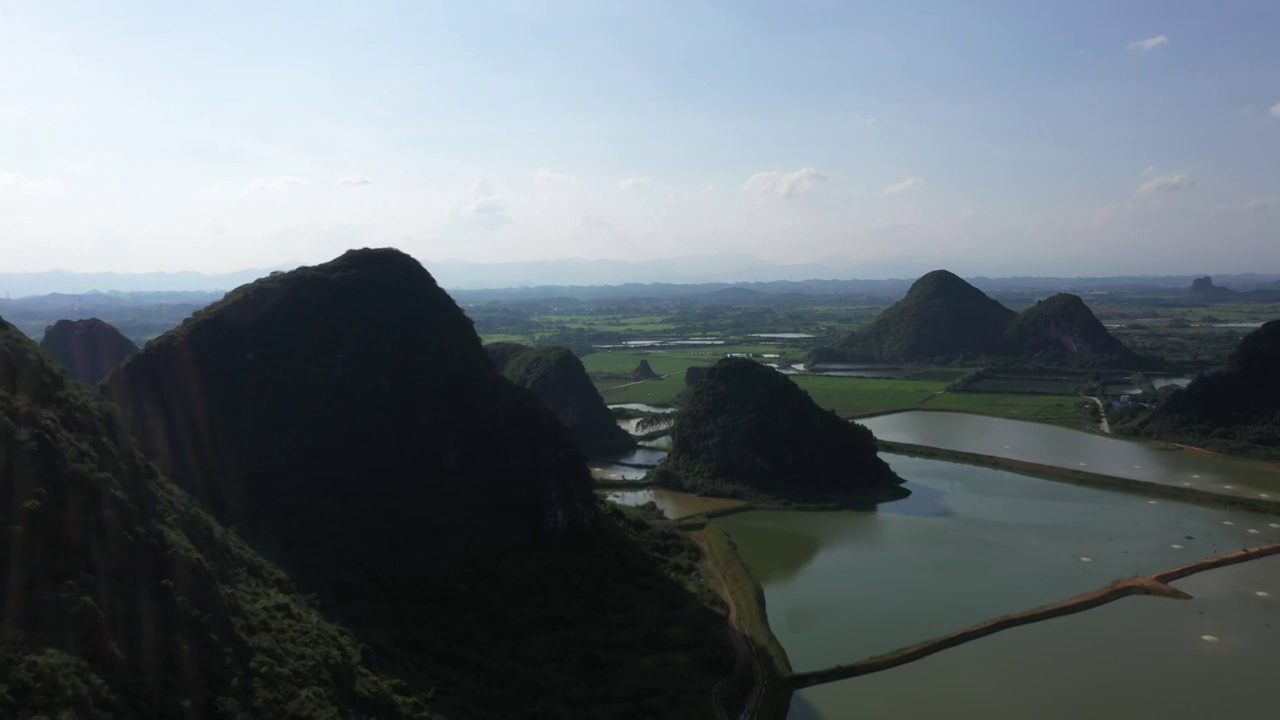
[104, 249, 596, 591]
[820, 270, 1016, 363]
[817, 272, 1140, 369]
[654, 358, 907, 502]
[1123, 320, 1280, 459]
[1004, 293, 1142, 367]
[0, 318, 429, 719]
[487, 342, 634, 457]
[39, 318, 139, 385]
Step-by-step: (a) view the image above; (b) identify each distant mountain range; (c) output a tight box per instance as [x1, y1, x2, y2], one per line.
[3, 254, 1280, 298]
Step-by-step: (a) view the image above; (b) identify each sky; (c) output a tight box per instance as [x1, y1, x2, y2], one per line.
[2, 0, 1279, 278]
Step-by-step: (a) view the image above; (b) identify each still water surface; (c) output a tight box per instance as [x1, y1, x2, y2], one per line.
[860, 411, 1280, 497]
[789, 555, 1280, 719]
[716, 453, 1278, 672]
[602, 488, 745, 519]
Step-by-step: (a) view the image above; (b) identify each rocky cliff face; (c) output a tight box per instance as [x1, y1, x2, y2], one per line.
[487, 342, 635, 457]
[1005, 293, 1140, 366]
[104, 249, 595, 591]
[40, 318, 138, 385]
[653, 358, 906, 502]
[0, 317, 428, 719]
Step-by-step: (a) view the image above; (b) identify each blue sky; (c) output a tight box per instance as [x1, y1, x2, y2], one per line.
[1, 0, 1278, 277]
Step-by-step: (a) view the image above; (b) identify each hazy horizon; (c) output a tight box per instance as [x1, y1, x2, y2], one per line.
[3, 1, 1279, 276]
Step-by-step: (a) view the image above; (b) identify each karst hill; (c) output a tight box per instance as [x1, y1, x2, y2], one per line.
[1136, 319, 1280, 456]
[40, 318, 138, 385]
[653, 357, 907, 503]
[816, 270, 1139, 367]
[104, 248, 596, 591]
[0, 317, 430, 719]
[487, 342, 635, 457]
[1005, 293, 1141, 366]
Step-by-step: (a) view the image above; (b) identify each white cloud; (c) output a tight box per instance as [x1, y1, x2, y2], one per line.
[1270, 102, 1280, 119]
[1236, 198, 1273, 212]
[617, 176, 651, 191]
[883, 177, 924, 196]
[1127, 35, 1168, 53]
[864, 118, 877, 127]
[242, 176, 306, 191]
[1142, 165, 1158, 177]
[743, 167, 828, 199]
[1136, 172, 1194, 196]
[868, 217, 925, 230]
[533, 168, 575, 187]
[0, 172, 61, 194]
[455, 178, 512, 228]
[337, 176, 371, 187]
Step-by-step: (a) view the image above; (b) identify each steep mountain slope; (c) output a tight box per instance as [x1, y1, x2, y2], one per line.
[487, 342, 634, 456]
[1135, 320, 1280, 456]
[100, 249, 738, 718]
[39, 318, 139, 385]
[0, 318, 429, 720]
[821, 270, 1015, 362]
[654, 358, 906, 502]
[104, 249, 594, 591]
[1005, 293, 1140, 366]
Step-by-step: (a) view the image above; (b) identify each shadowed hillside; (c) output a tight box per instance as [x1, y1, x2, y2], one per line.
[1005, 293, 1141, 367]
[100, 249, 738, 719]
[487, 342, 634, 457]
[104, 249, 595, 591]
[40, 318, 138, 385]
[816, 271, 1140, 368]
[819, 270, 1016, 363]
[0, 318, 430, 720]
[1133, 320, 1280, 458]
[654, 358, 906, 502]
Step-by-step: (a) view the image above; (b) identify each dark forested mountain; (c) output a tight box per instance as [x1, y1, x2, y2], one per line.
[0, 318, 428, 719]
[100, 249, 737, 719]
[654, 358, 906, 502]
[817, 271, 1140, 367]
[1188, 276, 1280, 302]
[104, 249, 595, 590]
[1136, 320, 1280, 456]
[1004, 294, 1141, 366]
[487, 342, 635, 457]
[632, 359, 658, 380]
[819, 270, 1016, 363]
[40, 318, 139, 385]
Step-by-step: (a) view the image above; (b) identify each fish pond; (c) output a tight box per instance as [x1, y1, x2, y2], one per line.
[715, 453, 1279, 672]
[860, 411, 1280, 498]
[788, 554, 1280, 719]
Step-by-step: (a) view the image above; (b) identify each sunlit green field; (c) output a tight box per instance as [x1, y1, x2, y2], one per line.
[591, 371, 1095, 428]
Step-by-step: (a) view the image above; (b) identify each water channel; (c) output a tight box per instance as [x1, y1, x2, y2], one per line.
[715, 453, 1279, 672]
[860, 411, 1280, 498]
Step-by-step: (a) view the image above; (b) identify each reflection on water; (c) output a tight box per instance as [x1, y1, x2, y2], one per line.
[860, 411, 1280, 497]
[791, 555, 1280, 719]
[602, 488, 744, 519]
[609, 403, 677, 414]
[610, 447, 668, 467]
[590, 464, 648, 481]
[1150, 376, 1193, 389]
[716, 453, 1279, 672]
